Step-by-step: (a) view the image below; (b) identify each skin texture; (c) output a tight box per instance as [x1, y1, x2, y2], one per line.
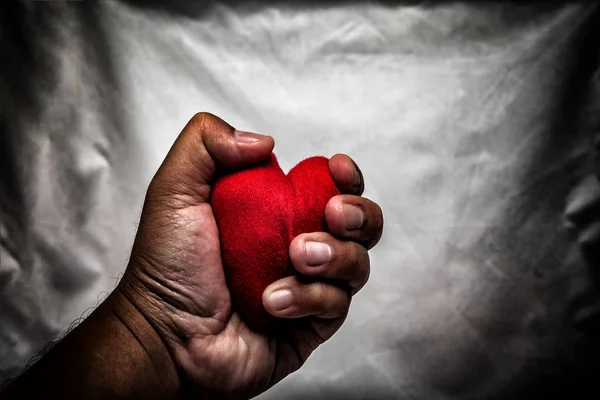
[1, 113, 384, 400]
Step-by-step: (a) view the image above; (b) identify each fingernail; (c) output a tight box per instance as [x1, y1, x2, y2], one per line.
[343, 204, 365, 230]
[305, 242, 332, 266]
[351, 159, 364, 194]
[234, 129, 262, 143]
[269, 289, 293, 311]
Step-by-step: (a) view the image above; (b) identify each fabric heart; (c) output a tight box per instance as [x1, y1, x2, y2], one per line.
[211, 152, 341, 333]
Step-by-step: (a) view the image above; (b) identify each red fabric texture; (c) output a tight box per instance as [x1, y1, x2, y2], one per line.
[211, 152, 341, 332]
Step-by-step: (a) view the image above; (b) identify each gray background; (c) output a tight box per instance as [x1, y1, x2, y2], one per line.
[1, 1, 600, 398]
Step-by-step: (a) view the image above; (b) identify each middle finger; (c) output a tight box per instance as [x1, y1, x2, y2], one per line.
[289, 231, 370, 295]
[324, 194, 384, 250]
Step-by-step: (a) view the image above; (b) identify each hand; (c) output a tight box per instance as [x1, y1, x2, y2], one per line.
[118, 113, 384, 399]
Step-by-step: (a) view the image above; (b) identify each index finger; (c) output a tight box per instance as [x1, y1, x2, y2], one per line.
[328, 154, 364, 196]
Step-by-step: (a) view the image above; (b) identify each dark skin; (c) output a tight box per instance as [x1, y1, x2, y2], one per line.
[1, 113, 384, 399]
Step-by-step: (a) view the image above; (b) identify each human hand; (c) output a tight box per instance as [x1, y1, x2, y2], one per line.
[118, 113, 384, 399]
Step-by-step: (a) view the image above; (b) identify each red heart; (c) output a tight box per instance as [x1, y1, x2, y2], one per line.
[211, 152, 341, 332]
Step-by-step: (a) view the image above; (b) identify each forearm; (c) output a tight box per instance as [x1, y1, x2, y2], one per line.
[1, 287, 181, 399]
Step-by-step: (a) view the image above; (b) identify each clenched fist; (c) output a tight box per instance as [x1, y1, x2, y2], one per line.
[1, 113, 384, 400]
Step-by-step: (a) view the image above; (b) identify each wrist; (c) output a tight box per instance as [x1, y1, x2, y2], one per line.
[110, 284, 182, 397]
[1, 277, 183, 400]
[116, 268, 248, 399]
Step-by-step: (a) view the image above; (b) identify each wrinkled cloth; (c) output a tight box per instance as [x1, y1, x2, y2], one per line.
[1, 1, 599, 399]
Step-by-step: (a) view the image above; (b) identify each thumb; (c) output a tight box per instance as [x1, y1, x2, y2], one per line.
[149, 112, 274, 204]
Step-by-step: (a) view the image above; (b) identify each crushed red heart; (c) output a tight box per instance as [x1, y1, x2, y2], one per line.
[211, 152, 341, 332]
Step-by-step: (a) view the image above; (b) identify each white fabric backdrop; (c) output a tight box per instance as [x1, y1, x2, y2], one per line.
[1, 1, 599, 398]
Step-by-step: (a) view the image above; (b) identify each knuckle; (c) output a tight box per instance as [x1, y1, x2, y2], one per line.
[343, 290, 352, 309]
[336, 289, 351, 315]
[357, 230, 375, 249]
[188, 112, 221, 139]
[349, 241, 362, 271]
[374, 203, 384, 228]
[349, 245, 370, 290]
[354, 242, 367, 266]
[190, 112, 211, 127]
[311, 282, 348, 317]
[360, 251, 371, 282]
[311, 281, 330, 311]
